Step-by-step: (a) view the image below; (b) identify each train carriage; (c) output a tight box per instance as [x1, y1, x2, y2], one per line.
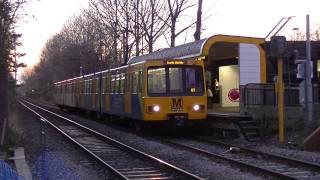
[54, 57, 207, 127]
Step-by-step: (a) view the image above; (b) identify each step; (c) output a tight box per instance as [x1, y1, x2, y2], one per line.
[239, 120, 256, 124]
[246, 132, 259, 136]
[247, 137, 261, 142]
[241, 126, 259, 130]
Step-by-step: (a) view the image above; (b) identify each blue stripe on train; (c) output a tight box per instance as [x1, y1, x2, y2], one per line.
[99, 94, 142, 120]
[110, 94, 125, 114]
[131, 94, 142, 120]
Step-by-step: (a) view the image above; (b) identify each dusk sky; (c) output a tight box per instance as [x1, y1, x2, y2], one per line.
[16, 0, 320, 77]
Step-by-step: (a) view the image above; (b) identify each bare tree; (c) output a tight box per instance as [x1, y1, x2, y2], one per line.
[194, 0, 202, 41]
[166, 0, 196, 47]
[89, 0, 121, 66]
[139, 0, 168, 53]
[0, 0, 28, 146]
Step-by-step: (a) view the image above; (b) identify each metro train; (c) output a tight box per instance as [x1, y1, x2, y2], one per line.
[54, 58, 207, 127]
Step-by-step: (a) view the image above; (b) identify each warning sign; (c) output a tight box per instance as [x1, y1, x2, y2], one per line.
[228, 89, 240, 102]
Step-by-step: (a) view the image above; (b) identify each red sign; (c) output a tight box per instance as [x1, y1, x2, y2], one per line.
[228, 89, 240, 102]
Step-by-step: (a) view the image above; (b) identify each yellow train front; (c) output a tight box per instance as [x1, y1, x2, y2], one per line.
[138, 59, 207, 126]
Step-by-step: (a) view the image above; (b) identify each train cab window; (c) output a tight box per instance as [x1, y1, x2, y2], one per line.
[169, 68, 183, 93]
[148, 68, 166, 94]
[185, 67, 204, 93]
[148, 66, 204, 96]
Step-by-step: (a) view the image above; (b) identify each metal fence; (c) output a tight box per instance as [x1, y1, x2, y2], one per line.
[0, 160, 23, 180]
[31, 148, 80, 180]
[242, 83, 319, 106]
[242, 83, 276, 106]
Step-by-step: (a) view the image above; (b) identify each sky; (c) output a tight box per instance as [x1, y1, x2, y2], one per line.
[16, 0, 320, 78]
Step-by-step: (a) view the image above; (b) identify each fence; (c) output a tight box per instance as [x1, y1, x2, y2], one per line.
[242, 83, 319, 106]
[0, 160, 23, 180]
[242, 83, 276, 106]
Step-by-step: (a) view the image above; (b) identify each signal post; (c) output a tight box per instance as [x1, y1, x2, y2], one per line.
[270, 36, 287, 144]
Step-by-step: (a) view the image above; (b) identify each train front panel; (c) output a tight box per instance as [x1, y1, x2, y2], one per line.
[141, 59, 207, 125]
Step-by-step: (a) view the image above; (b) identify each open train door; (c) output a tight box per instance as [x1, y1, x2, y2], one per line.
[203, 36, 266, 113]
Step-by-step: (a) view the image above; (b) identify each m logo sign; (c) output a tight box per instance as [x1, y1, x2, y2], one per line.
[172, 98, 182, 112]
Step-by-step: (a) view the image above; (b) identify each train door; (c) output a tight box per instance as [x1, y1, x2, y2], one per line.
[205, 40, 263, 113]
[219, 65, 239, 107]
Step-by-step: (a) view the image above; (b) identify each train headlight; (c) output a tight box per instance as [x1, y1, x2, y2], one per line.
[153, 105, 160, 112]
[193, 104, 200, 111]
[148, 105, 160, 113]
[193, 104, 205, 112]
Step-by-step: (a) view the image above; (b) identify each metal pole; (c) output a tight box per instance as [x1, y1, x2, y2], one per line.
[277, 58, 285, 144]
[305, 14, 314, 135]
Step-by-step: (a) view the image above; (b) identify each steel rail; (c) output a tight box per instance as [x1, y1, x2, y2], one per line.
[161, 139, 296, 180]
[20, 101, 129, 180]
[194, 136, 320, 170]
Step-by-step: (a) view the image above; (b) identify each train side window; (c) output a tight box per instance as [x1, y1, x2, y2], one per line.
[102, 77, 106, 94]
[128, 72, 133, 93]
[71, 82, 74, 94]
[87, 80, 89, 94]
[92, 79, 95, 94]
[96, 78, 99, 94]
[111, 76, 115, 94]
[91, 79, 94, 94]
[115, 74, 120, 94]
[124, 73, 127, 92]
[67, 83, 70, 94]
[127, 73, 132, 92]
[138, 71, 142, 93]
[106, 76, 110, 93]
[132, 71, 139, 93]
[82, 81, 85, 94]
[86, 80, 90, 94]
[120, 73, 125, 93]
[85, 80, 88, 94]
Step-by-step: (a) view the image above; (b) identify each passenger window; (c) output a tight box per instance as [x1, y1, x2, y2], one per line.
[148, 68, 166, 94]
[138, 71, 142, 93]
[111, 76, 116, 94]
[120, 74, 125, 93]
[96, 78, 99, 94]
[132, 71, 139, 93]
[115, 75, 120, 94]
[106, 76, 110, 93]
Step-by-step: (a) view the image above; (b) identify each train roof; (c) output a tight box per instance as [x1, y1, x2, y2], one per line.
[127, 39, 207, 64]
[127, 34, 264, 64]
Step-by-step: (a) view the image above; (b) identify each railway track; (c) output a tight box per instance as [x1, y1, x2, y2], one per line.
[19, 100, 204, 180]
[160, 136, 320, 180]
